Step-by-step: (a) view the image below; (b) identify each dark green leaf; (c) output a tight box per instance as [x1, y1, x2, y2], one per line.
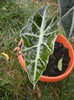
[21, 6, 58, 88]
[59, 0, 74, 40]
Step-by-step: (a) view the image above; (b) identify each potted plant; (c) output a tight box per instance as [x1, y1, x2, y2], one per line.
[17, 0, 74, 89]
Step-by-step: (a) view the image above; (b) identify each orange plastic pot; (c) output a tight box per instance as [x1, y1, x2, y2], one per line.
[17, 34, 74, 82]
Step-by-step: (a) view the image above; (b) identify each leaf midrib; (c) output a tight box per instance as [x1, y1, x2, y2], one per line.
[34, 32, 43, 84]
[33, 7, 47, 85]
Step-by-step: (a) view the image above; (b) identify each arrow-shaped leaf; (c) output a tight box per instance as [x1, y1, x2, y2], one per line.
[58, 0, 74, 41]
[21, 6, 58, 88]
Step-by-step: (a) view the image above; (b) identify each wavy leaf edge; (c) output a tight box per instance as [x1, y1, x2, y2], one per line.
[20, 5, 59, 88]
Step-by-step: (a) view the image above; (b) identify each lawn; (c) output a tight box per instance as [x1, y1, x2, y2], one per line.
[0, 0, 74, 100]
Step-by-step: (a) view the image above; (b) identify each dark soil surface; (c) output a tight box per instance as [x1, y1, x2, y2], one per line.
[42, 42, 70, 76]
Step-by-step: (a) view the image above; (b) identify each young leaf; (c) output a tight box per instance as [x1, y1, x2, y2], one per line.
[58, 0, 74, 41]
[57, 58, 63, 71]
[21, 6, 58, 88]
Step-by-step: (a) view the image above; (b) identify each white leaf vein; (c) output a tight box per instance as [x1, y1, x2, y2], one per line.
[42, 42, 51, 52]
[21, 33, 39, 38]
[30, 19, 40, 31]
[21, 45, 37, 51]
[38, 57, 45, 66]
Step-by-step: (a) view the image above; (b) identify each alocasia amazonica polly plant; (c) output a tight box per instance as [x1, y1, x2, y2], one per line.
[21, 6, 59, 88]
[20, 0, 74, 88]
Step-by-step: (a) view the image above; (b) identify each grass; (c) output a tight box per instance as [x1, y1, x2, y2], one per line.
[0, 0, 74, 100]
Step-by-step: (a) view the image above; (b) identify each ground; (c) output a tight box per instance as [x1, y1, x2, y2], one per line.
[0, 0, 74, 100]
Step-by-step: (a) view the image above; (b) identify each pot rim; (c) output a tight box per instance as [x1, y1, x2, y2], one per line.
[17, 34, 74, 82]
